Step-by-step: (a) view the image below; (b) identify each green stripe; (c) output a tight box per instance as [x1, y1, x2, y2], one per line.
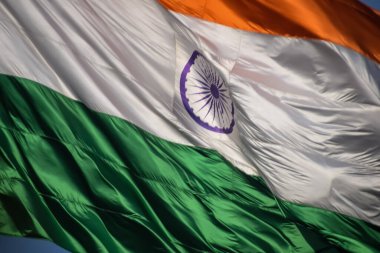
[0, 75, 379, 253]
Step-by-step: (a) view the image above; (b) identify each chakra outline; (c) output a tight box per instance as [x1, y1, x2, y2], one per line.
[180, 51, 235, 134]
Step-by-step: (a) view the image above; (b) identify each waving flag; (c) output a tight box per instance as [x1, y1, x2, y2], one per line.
[0, 0, 379, 252]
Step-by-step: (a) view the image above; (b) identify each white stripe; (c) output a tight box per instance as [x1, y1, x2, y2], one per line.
[170, 12, 380, 225]
[0, 0, 379, 225]
[0, 0, 256, 174]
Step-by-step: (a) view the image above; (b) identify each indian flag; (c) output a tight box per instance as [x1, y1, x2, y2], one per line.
[0, 0, 379, 252]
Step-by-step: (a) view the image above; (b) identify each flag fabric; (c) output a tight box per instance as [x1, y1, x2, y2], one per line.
[0, 0, 379, 252]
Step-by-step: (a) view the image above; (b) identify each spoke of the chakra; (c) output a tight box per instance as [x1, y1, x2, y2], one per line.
[214, 99, 222, 123]
[215, 101, 224, 125]
[188, 84, 210, 91]
[211, 98, 220, 121]
[211, 71, 217, 85]
[211, 99, 217, 122]
[221, 102, 231, 126]
[211, 72, 217, 86]
[204, 74, 211, 85]
[193, 93, 212, 103]
[219, 93, 229, 102]
[198, 61, 208, 79]
[189, 91, 211, 95]
[219, 101, 228, 118]
[219, 94, 230, 105]
[223, 106, 233, 124]
[196, 63, 204, 77]
[199, 57, 207, 70]
[216, 78, 223, 88]
[194, 78, 211, 88]
[218, 100, 225, 117]
[196, 96, 214, 113]
[215, 76, 221, 87]
[204, 98, 215, 119]
[204, 65, 213, 82]
[194, 69, 209, 85]
[216, 100, 227, 125]
[203, 99, 211, 119]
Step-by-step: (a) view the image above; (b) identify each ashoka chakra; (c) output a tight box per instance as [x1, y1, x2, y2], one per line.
[180, 51, 234, 134]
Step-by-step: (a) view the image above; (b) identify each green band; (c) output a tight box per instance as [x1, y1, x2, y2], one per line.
[0, 75, 379, 252]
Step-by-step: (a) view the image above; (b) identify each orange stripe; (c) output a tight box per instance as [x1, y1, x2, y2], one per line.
[160, 0, 380, 64]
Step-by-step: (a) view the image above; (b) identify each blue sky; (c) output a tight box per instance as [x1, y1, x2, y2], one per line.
[1, 0, 379, 252]
[362, 0, 380, 9]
